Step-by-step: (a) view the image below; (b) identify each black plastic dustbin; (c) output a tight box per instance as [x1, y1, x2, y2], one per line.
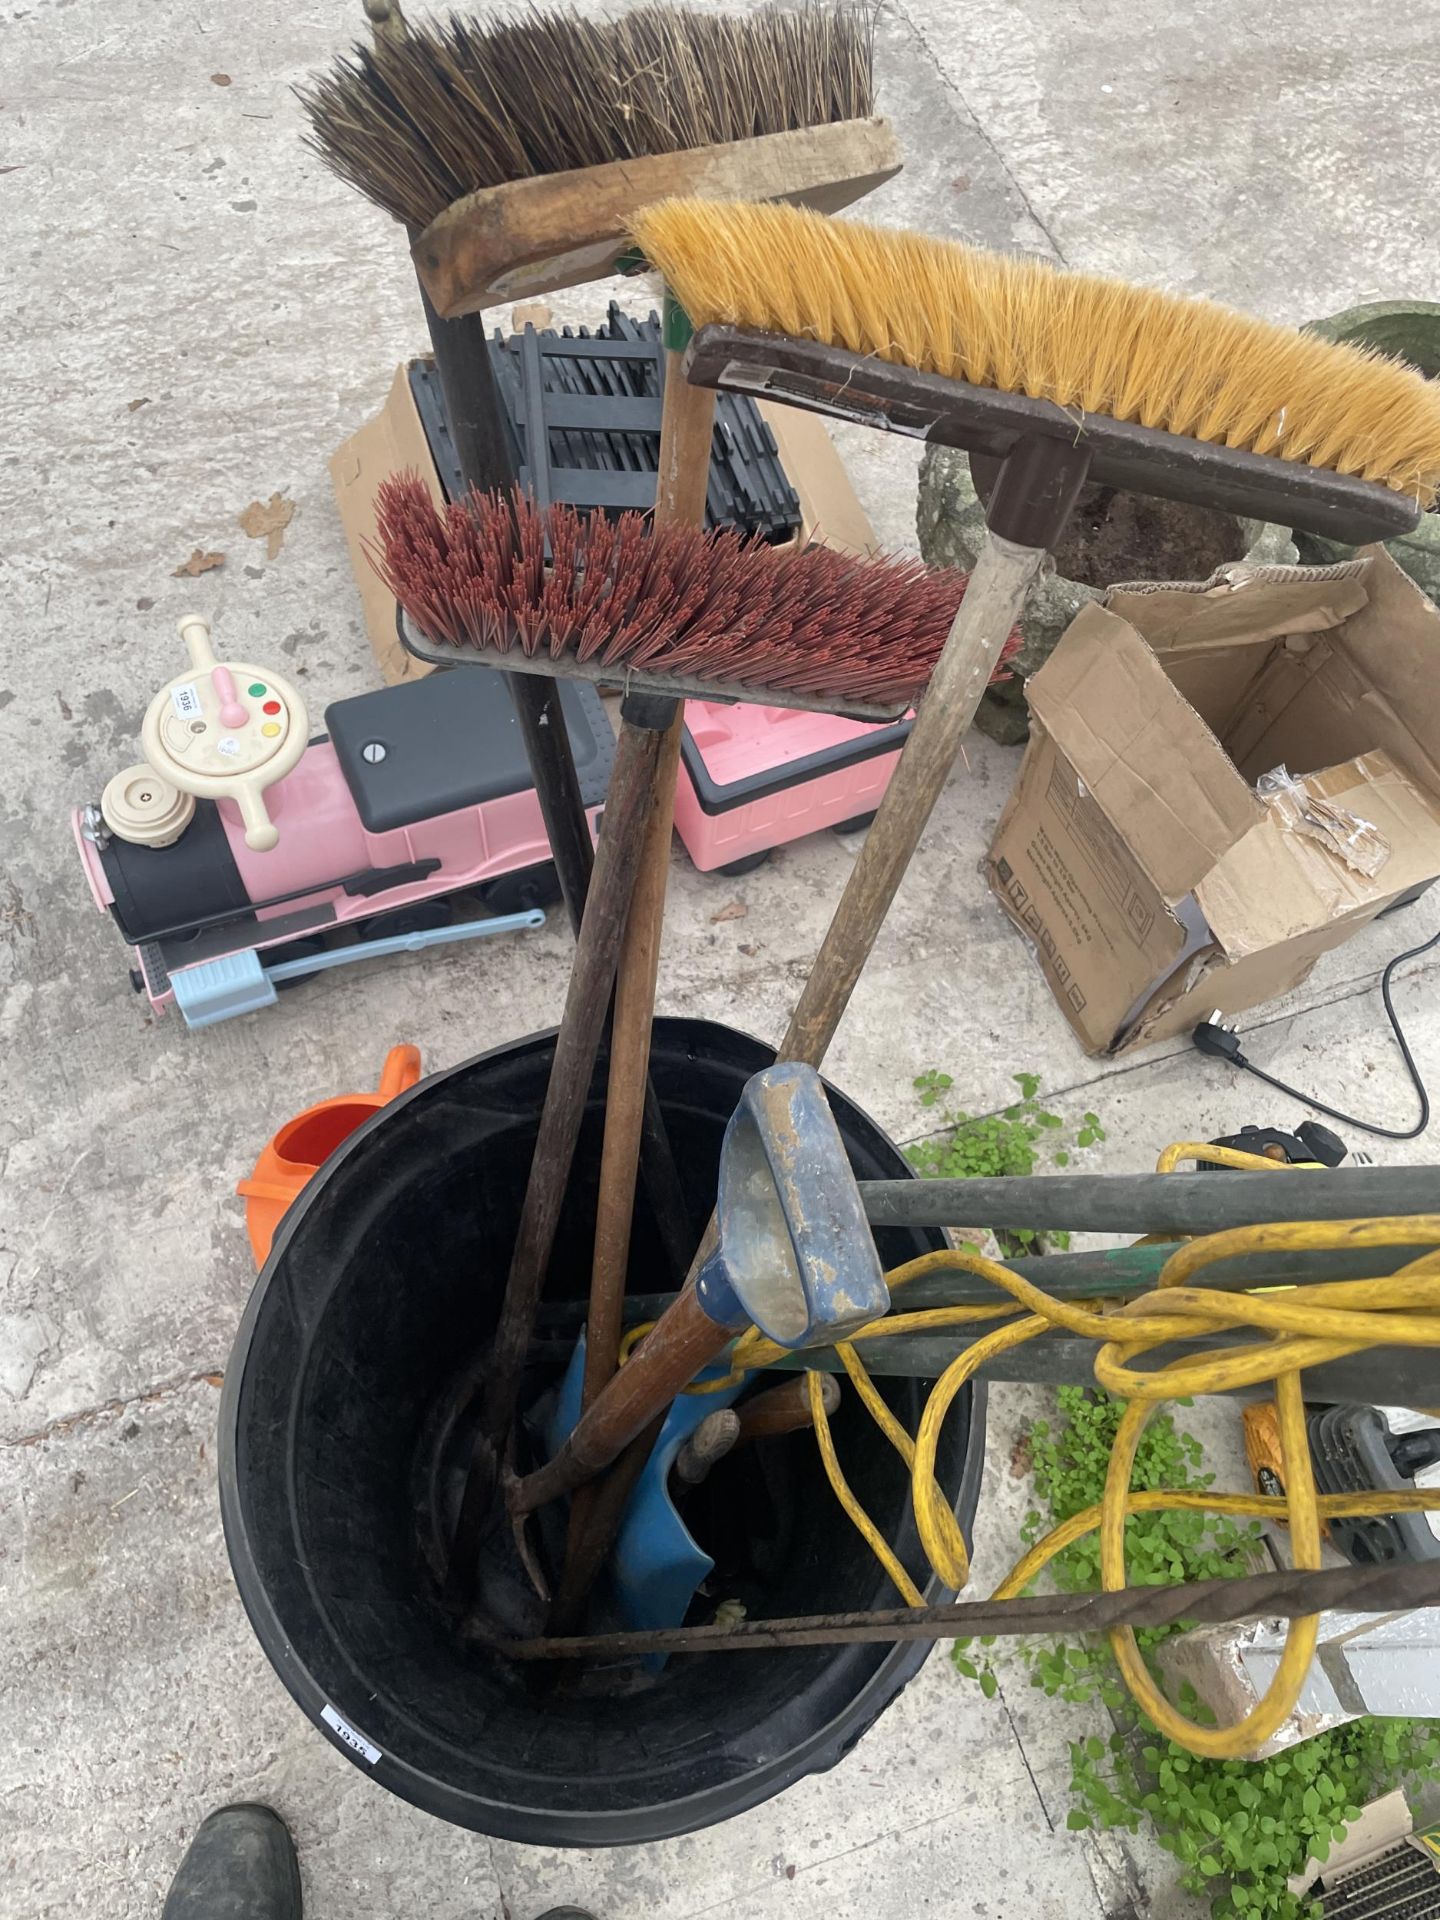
[219, 1018, 985, 1846]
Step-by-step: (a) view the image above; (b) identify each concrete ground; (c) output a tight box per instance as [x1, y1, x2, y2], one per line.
[4, 1, 1440, 1915]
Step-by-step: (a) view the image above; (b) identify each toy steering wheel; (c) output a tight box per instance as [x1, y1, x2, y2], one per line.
[139, 616, 308, 850]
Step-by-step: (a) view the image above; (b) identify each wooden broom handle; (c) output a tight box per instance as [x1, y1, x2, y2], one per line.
[581, 356, 717, 1402]
[779, 532, 1047, 1064]
[455, 718, 669, 1535]
[547, 358, 717, 1629]
[654, 346, 718, 528]
[456, 711, 676, 1598]
[666, 539, 1052, 1304]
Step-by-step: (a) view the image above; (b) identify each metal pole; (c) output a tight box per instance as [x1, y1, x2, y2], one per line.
[537, 1239, 1432, 1329]
[764, 1332, 1437, 1405]
[492, 1559, 1440, 1662]
[857, 1167, 1440, 1234]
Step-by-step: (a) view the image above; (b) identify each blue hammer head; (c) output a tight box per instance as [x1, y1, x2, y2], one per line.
[694, 1062, 890, 1347]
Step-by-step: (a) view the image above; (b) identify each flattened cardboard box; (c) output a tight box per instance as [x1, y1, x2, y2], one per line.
[986, 550, 1440, 1054]
[330, 360, 878, 687]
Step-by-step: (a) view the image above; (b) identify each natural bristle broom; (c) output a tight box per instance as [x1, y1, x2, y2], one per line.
[374, 475, 1014, 713]
[510, 202, 1435, 1520]
[298, 1, 896, 314]
[377, 462, 1021, 1621]
[301, 1, 878, 232]
[633, 199, 1440, 501]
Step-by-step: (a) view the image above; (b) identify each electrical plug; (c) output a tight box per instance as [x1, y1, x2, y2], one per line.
[1191, 1010, 1246, 1064]
[1188, 920, 1437, 1143]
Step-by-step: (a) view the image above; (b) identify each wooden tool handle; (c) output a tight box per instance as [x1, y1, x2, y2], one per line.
[546, 352, 717, 1617]
[584, 355, 715, 1396]
[779, 531, 1048, 1065]
[773, 432, 1094, 1066]
[734, 1371, 840, 1442]
[582, 707, 687, 1405]
[672, 1376, 840, 1487]
[566, 364, 714, 1445]
[654, 350, 718, 531]
[514, 1288, 730, 1515]
[579, 360, 718, 1359]
[672, 1409, 742, 1486]
[476, 718, 669, 1457]
[463, 716, 674, 1594]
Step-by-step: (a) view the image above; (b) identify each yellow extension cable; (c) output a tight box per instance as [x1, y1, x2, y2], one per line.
[713, 1142, 1440, 1757]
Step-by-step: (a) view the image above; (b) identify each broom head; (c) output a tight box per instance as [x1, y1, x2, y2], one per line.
[299, 4, 898, 312]
[415, 120, 900, 317]
[372, 476, 1017, 721]
[633, 199, 1440, 542]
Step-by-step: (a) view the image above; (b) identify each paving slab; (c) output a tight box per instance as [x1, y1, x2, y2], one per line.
[4, 0, 1439, 1914]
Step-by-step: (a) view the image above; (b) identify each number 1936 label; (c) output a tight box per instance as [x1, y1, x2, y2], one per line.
[321, 1702, 382, 1765]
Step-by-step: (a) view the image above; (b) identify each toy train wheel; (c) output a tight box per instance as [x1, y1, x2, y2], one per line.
[715, 850, 771, 878]
[832, 811, 878, 835]
[481, 862, 563, 916]
[358, 899, 454, 941]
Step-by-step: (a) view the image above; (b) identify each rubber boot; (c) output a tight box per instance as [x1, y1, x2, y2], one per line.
[162, 1804, 301, 1919]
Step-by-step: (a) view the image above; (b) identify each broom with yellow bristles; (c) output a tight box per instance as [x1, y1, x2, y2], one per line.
[512, 197, 1440, 1521]
[623, 199, 1438, 1052]
[638, 199, 1440, 502]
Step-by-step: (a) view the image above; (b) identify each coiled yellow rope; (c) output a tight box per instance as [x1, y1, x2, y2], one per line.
[722, 1143, 1440, 1756]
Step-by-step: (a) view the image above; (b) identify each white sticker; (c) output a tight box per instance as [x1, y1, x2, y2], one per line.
[218, 737, 241, 758]
[170, 681, 203, 721]
[321, 1703, 382, 1764]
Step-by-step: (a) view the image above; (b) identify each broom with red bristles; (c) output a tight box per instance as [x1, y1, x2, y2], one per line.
[373, 475, 1018, 712]
[376, 471, 1022, 1615]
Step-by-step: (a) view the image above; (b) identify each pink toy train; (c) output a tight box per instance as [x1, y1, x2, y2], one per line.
[75, 635, 913, 1028]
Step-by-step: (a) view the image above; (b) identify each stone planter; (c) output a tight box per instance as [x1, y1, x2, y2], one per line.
[1293, 301, 1440, 597]
[914, 448, 1295, 744]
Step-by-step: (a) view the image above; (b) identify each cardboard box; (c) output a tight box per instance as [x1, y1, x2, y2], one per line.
[986, 551, 1440, 1054]
[330, 363, 448, 689]
[330, 359, 877, 687]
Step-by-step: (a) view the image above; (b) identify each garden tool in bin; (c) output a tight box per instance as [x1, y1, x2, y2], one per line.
[519, 1061, 888, 1519]
[544, 1337, 748, 1665]
[545, 1353, 843, 1663]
